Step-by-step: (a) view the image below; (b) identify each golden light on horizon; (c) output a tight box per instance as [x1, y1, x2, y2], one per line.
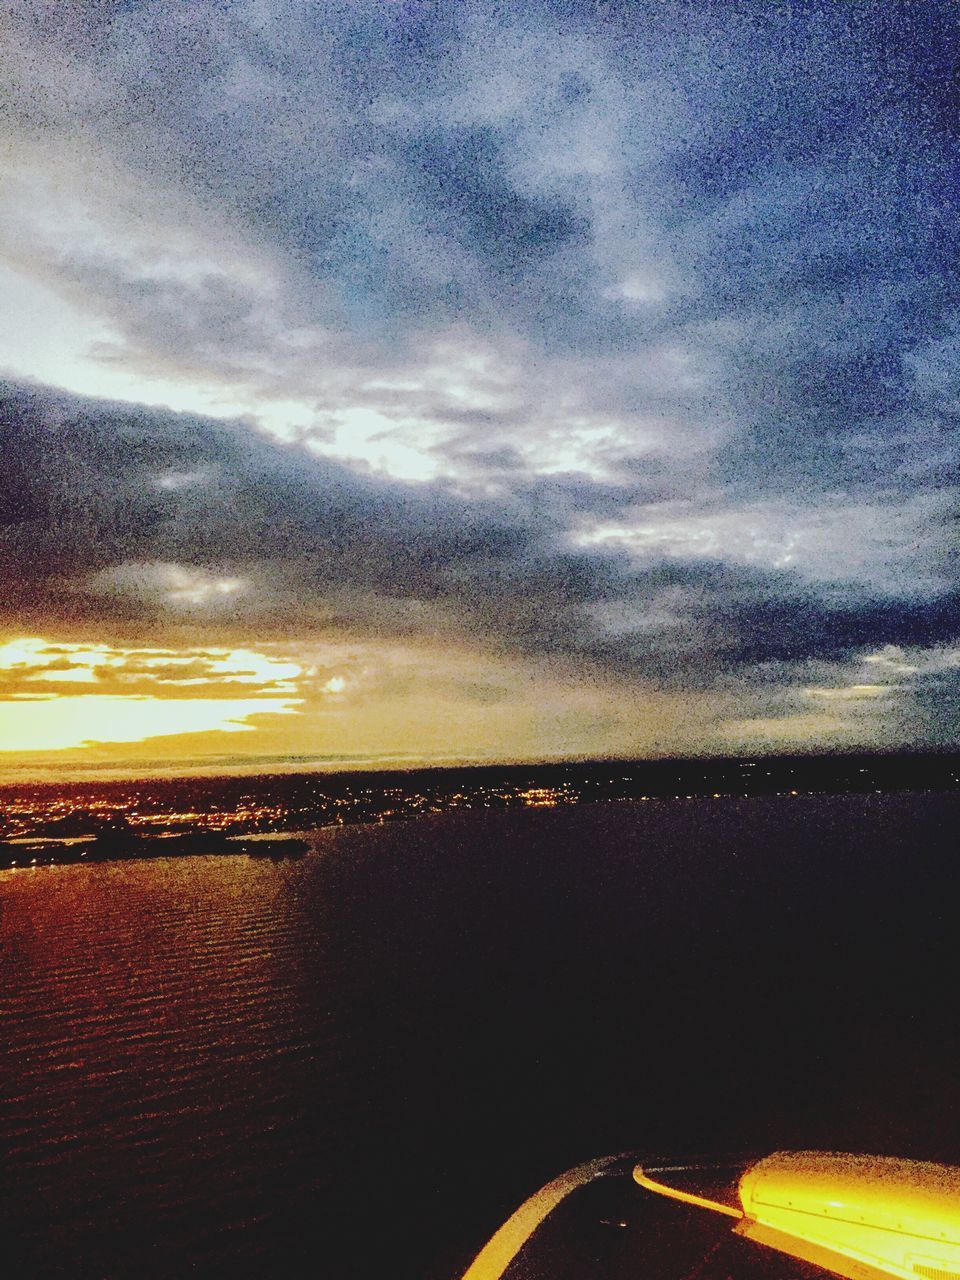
[0, 631, 839, 781]
[0, 694, 302, 752]
[0, 637, 303, 753]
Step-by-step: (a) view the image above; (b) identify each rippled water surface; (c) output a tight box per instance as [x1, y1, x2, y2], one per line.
[4, 795, 960, 1278]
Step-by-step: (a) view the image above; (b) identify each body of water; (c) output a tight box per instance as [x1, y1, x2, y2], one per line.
[3, 794, 960, 1278]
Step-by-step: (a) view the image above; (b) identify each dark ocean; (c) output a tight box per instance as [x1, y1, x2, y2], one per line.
[4, 794, 960, 1279]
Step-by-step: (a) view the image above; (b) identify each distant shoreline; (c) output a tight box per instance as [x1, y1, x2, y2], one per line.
[3, 784, 959, 871]
[0, 831, 312, 870]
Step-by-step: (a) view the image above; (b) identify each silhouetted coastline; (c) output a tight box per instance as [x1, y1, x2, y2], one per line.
[1, 751, 957, 869]
[0, 829, 310, 870]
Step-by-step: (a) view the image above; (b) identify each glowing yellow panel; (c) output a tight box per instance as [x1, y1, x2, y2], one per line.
[739, 1152, 960, 1280]
[635, 1151, 960, 1280]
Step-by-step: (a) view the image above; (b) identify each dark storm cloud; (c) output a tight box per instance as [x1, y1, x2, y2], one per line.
[3, 383, 957, 696]
[0, 382, 537, 623]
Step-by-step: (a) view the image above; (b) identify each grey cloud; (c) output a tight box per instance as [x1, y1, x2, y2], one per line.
[7, 0, 958, 515]
[2, 2, 959, 749]
[404, 125, 590, 277]
[0, 382, 545, 630]
[3, 384, 956, 700]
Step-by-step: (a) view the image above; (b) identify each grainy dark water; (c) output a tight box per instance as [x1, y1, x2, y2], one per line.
[3, 795, 960, 1279]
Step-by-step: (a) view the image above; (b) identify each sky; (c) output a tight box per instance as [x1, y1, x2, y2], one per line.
[0, 0, 958, 779]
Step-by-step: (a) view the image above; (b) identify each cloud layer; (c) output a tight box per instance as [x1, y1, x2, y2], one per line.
[0, 1, 957, 764]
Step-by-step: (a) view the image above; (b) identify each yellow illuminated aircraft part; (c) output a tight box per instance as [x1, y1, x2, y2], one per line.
[459, 1154, 628, 1280]
[459, 1151, 960, 1280]
[635, 1151, 960, 1280]
[633, 1164, 743, 1218]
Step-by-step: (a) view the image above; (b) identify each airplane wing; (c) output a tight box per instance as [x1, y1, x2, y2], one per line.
[458, 1151, 960, 1280]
